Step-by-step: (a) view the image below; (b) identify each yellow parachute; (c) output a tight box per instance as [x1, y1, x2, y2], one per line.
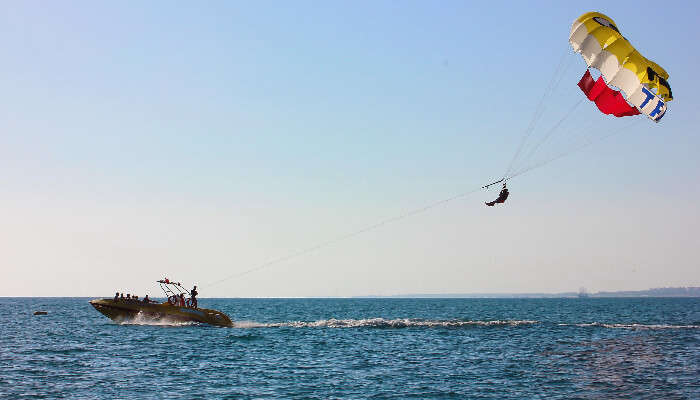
[569, 12, 672, 122]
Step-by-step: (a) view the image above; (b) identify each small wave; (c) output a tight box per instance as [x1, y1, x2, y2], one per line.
[558, 322, 700, 330]
[234, 318, 539, 329]
[227, 333, 263, 341]
[38, 347, 91, 355]
[232, 320, 267, 329]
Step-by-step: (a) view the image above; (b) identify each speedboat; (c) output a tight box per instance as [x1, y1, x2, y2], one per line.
[89, 279, 233, 327]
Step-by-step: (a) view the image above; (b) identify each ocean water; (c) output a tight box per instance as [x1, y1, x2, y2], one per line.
[1, 297, 698, 399]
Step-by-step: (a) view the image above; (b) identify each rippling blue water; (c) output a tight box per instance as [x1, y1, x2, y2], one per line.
[2, 297, 698, 399]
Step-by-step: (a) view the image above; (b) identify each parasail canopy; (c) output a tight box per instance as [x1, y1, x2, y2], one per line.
[569, 12, 672, 122]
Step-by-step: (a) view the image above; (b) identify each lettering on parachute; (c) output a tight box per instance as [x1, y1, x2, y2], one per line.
[640, 87, 666, 121]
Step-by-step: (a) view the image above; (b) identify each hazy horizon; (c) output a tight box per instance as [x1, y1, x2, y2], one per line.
[4, 285, 700, 299]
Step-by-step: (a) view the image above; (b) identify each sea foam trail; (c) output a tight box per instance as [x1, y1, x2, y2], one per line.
[233, 318, 539, 329]
[558, 322, 700, 330]
[116, 312, 198, 326]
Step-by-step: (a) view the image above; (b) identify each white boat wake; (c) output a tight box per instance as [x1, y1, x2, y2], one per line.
[233, 318, 539, 329]
[558, 322, 700, 330]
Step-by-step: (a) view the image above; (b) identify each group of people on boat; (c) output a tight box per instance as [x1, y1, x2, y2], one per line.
[166, 288, 198, 309]
[114, 278, 199, 308]
[112, 285, 198, 308]
[114, 293, 157, 303]
[163, 285, 199, 309]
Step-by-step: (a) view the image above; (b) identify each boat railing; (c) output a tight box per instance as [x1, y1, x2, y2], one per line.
[157, 279, 197, 308]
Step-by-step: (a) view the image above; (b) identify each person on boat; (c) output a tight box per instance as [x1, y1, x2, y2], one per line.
[190, 285, 198, 309]
[485, 183, 509, 207]
[120, 293, 124, 299]
[114, 292, 119, 301]
[143, 295, 151, 303]
[126, 294, 131, 300]
[179, 293, 186, 307]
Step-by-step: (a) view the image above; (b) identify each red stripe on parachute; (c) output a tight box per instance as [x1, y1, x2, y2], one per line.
[577, 70, 640, 117]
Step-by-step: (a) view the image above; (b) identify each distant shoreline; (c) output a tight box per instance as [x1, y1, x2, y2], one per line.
[354, 287, 700, 298]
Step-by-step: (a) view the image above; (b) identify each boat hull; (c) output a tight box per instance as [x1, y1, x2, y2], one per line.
[89, 298, 233, 327]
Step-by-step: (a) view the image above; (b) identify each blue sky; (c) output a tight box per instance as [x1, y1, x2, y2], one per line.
[2, 1, 699, 296]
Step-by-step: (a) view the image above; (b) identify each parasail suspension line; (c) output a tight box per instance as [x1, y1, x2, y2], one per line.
[205, 185, 485, 288]
[506, 118, 643, 180]
[502, 47, 571, 181]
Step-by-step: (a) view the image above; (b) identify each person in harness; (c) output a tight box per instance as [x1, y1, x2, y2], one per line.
[486, 183, 509, 206]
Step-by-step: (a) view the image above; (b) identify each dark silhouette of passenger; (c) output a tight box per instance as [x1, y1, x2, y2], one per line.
[486, 184, 509, 206]
[191, 286, 198, 309]
[114, 292, 119, 301]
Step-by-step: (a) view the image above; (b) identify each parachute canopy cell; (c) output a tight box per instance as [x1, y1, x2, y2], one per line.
[569, 12, 672, 122]
[578, 70, 640, 117]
